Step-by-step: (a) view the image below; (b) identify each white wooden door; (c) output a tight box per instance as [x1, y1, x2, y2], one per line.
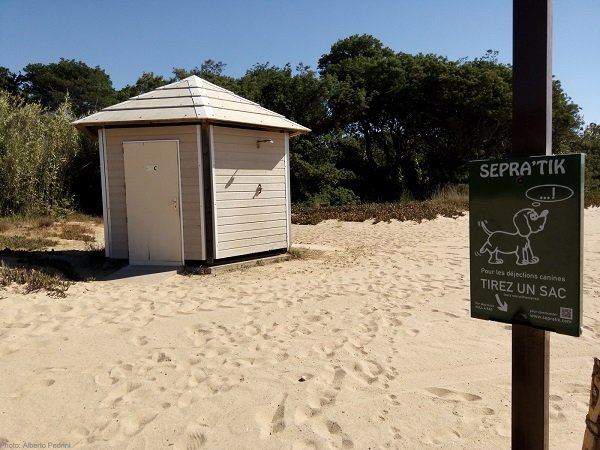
[123, 140, 183, 265]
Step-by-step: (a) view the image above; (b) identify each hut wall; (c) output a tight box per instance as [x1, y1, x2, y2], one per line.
[211, 126, 290, 259]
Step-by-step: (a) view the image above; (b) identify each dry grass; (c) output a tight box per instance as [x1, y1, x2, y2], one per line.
[0, 214, 99, 253]
[292, 200, 467, 225]
[293, 187, 600, 225]
[36, 216, 55, 228]
[52, 223, 95, 242]
[0, 235, 59, 251]
[287, 247, 321, 260]
[586, 191, 600, 208]
[0, 261, 72, 297]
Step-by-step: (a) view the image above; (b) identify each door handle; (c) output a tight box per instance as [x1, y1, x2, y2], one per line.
[171, 199, 178, 210]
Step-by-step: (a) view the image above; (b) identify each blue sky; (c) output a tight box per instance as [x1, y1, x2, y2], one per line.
[1, 0, 598, 125]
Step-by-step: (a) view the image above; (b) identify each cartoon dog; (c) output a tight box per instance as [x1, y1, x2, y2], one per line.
[478, 208, 549, 265]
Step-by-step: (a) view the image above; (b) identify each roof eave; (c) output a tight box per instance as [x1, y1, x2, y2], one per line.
[72, 117, 311, 139]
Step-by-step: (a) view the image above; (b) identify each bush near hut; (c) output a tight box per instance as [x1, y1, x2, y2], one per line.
[0, 90, 80, 216]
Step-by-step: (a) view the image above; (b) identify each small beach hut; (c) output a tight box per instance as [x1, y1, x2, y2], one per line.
[73, 76, 310, 265]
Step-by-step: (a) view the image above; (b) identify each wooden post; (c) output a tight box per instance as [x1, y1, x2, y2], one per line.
[582, 358, 600, 450]
[512, 0, 552, 449]
[512, 324, 550, 449]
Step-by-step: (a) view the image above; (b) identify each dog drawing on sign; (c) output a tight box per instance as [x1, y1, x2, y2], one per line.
[478, 208, 549, 265]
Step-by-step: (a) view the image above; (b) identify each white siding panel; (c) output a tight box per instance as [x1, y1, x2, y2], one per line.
[217, 241, 287, 259]
[212, 126, 289, 259]
[219, 219, 288, 235]
[215, 175, 285, 185]
[218, 212, 287, 225]
[218, 235, 288, 251]
[218, 198, 287, 209]
[220, 228, 288, 243]
[215, 182, 284, 193]
[215, 190, 285, 201]
[216, 167, 286, 177]
[217, 205, 285, 218]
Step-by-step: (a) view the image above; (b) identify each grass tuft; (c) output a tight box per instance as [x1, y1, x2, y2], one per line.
[0, 261, 72, 297]
[36, 216, 55, 228]
[287, 247, 320, 260]
[586, 191, 600, 208]
[0, 235, 58, 251]
[52, 223, 95, 242]
[292, 200, 467, 225]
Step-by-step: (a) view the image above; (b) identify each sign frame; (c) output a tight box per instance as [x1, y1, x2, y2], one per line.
[469, 153, 584, 337]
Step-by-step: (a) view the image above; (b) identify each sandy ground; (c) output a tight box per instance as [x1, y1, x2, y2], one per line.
[0, 209, 599, 449]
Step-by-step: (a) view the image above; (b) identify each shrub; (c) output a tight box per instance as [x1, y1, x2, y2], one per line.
[0, 90, 80, 215]
[313, 186, 361, 207]
[0, 262, 71, 297]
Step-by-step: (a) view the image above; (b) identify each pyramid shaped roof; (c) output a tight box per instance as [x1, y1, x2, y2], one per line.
[72, 76, 310, 136]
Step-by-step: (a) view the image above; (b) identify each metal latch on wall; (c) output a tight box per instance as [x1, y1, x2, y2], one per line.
[253, 184, 262, 199]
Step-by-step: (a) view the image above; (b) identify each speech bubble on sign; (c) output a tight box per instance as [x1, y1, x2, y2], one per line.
[525, 184, 574, 203]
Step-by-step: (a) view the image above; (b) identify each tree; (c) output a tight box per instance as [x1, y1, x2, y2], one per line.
[239, 63, 351, 204]
[119, 72, 168, 99]
[319, 35, 407, 200]
[172, 59, 239, 91]
[0, 67, 20, 96]
[573, 123, 600, 191]
[552, 79, 584, 154]
[319, 35, 583, 200]
[20, 58, 118, 116]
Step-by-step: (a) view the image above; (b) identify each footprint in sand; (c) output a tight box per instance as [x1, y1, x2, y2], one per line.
[174, 422, 208, 450]
[255, 392, 287, 439]
[125, 435, 147, 450]
[101, 380, 143, 407]
[131, 335, 148, 346]
[423, 426, 462, 445]
[120, 408, 158, 436]
[319, 365, 346, 389]
[425, 387, 482, 402]
[349, 359, 384, 386]
[177, 390, 201, 409]
[7, 377, 56, 398]
[312, 418, 354, 449]
[291, 439, 318, 450]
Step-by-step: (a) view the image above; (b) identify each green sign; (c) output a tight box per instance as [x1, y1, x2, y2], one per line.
[469, 154, 584, 336]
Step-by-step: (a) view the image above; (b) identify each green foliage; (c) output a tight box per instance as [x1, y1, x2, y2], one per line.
[68, 133, 103, 213]
[20, 58, 119, 115]
[319, 36, 515, 199]
[573, 123, 600, 192]
[0, 67, 20, 96]
[552, 80, 584, 154]
[1, 40, 588, 214]
[172, 59, 239, 91]
[118, 72, 168, 99]
[0, 90, 80, 215]
[315, 186, 361, 207]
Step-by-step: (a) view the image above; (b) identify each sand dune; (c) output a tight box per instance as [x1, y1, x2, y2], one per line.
[0, 209, 599, 449]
